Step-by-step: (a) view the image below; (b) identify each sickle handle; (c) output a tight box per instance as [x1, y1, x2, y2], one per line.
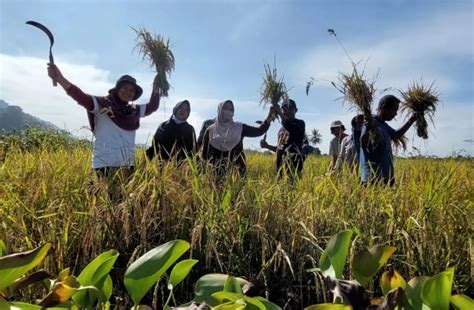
[49, 49, 57, 86]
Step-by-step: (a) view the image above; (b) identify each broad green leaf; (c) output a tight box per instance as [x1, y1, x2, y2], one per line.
[224, 276, 243, 294]
[405, 276, 430, 310]
[421, 268, 454, 310]
[0, 240, 6, 257]
[304, 304, 351, 310]
[102, 275, 113, 301]
[57, 268, 70, 280]
[319, 230, 353, 279]
[38, 275, 80, 308]
[10, 303, 78, 310]
[380, 268, 407, 295]
[168, 259, 198, 289]
[9, 302, 42, 310]
[320, 231, 353, 278]
[194, 273, 249, 306]
[73, 249, 119, 307]
[212, 291, 240, 303]
[124, 240, 189, 305]
[75, 285, 105, 305]
[352, 245, 396, 285]
[213, 301, 246, 310]
[451, 294, 474, 310]
[241, 296, 267, 310]
[212, 292, 267, 310]
[254, 296, 282, 310]
[0, 243, 52, 290]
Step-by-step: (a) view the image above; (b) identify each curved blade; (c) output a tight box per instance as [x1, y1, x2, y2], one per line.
[26, 20, 57, 85]
[26, 21, 54, 45]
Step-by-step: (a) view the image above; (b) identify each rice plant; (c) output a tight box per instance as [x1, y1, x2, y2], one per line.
[133, 27, 175, 97]
[0, 135, 472, 308]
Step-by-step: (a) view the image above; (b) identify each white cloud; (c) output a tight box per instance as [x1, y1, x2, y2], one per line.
[288, 6, 473, 157]
[0, 53, 273, 148]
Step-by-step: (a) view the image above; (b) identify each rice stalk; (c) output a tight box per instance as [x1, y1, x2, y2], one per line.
[332, 67, 380, 143]
[399, 81, 440, 139]
[392, 135, 408, 152]
[133, 27, 175, 97]
[260, 61, 288, 121]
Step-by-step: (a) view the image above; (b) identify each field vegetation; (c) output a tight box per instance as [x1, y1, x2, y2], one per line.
[0, 129, 472, 308]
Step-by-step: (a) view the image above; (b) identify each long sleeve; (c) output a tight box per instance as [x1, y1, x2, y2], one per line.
[65, 85, 94, 111]
[241, 121, 270, 138]
[144, 92, 160, 116]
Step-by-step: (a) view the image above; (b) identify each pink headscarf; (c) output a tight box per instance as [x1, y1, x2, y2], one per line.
[208, 100, 243, 152]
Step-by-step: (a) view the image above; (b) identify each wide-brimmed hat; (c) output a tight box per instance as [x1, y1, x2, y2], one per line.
[330, 120, 344, 128]
[109, 75, 143, 101]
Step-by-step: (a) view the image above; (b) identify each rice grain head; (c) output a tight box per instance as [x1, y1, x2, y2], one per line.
[399, 81, 440, 139]
[133, 27, 175, 97]
[260, 62, 288, 121]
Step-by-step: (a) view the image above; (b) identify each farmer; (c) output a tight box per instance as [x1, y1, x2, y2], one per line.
[360, 95, 416, 185]
[333, 114, 364, 172]
[328, 120, 348, 171]
[260, 99, 306, 179]
[201, 100, 275, 178]
[146, 100, 196, 163]
[197, 118, 216, 150]
[47, 63, 160, 179]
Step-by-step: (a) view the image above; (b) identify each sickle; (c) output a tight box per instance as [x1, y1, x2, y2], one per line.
[26, 21, 57, 86]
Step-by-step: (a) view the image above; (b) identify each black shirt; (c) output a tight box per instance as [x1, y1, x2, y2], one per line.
[146, 118, 196, 161]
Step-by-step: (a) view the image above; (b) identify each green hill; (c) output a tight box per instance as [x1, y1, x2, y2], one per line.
[0, 99, 59, 132]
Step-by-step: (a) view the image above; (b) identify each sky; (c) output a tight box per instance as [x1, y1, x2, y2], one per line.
[0, 0, 473, 157]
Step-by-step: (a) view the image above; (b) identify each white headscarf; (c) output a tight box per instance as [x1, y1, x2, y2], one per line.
[171, 100, 190, 124]
[208, 100, 243, 152]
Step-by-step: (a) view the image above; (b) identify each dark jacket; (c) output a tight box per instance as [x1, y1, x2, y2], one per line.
[202, 121, 270, 176]
[146, 118, 196, 161]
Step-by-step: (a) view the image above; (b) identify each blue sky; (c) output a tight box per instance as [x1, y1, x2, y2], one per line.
[1, 0, 473, 156]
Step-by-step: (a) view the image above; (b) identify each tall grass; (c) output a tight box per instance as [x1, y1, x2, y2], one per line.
[0, 144, 472, 308]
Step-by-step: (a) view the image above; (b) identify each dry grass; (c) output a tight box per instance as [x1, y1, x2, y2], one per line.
[399, 81, 440, 139]
[133, 27, 175, 97]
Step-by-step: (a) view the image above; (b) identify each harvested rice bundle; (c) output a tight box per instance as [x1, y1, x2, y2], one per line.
[399, 81, 440, 139]
[260, 62, 288, 121]
[333, 67, 380, 142]
[133, 27, 175, 97]
[392, 134, 408, 152]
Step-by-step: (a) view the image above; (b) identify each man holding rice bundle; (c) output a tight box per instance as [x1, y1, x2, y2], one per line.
[360, 95, 416, 185]
[261, 99, 306, 180]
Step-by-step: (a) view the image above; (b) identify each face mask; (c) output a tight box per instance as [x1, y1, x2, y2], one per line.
[221, 110, 234, 123]
[172, 114, 186, 124]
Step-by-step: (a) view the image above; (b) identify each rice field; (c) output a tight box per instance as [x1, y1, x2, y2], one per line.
[0, 142, 472, 308]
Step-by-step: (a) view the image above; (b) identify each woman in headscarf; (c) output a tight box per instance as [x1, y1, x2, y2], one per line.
[47, 63, 160, 178]
[201, 100, 275, 178]
[334, 114, 364, 172]
[146, 100, 196, 162]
